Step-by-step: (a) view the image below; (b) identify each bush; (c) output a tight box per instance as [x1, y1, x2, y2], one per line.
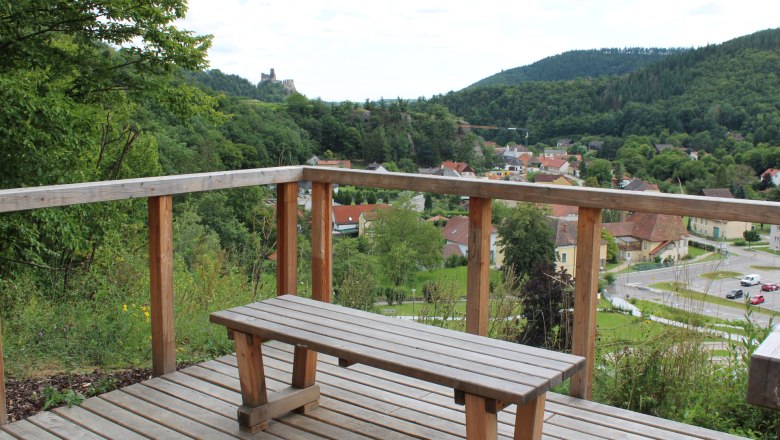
[444, 254, 468, 268]
[604, 273, 616, 285]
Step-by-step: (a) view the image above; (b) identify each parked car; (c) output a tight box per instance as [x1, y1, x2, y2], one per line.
[741, 274, 761, 286]
[726, 289, 744, 299]
[750, 294, 766, 305]
[762, 282, 780, 292]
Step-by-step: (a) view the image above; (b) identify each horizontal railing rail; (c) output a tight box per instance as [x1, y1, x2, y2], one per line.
[1, 165, 779, 425]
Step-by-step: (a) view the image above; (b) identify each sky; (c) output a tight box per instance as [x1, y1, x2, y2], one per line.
[177, 0, 780, 102]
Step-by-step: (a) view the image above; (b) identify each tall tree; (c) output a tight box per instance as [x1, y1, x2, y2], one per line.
[496, 203, 556, 278]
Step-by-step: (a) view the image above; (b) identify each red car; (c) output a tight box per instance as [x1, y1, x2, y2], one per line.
[750, 295, 766, 305]
[762, 282, 780, 292]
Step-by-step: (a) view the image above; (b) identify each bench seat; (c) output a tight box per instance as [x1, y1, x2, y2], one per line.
[210, 294, 585, 439]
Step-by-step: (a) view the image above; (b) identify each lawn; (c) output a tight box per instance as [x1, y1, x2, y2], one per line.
[700, 271, 741, 280]
[649, 281, 779, 317]
[413, 266, 501, 296]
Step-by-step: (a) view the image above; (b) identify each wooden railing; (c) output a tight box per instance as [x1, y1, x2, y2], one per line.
[1, 165, 780, 424]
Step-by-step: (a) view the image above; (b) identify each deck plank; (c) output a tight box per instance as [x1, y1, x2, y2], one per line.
[81, 395, 192, 439]
[26, 411, 105, 440]
[53, 405, 147, 440]
[0, 419, 61, 439]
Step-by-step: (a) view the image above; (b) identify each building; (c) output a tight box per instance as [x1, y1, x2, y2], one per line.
[332, 204, 388, 236]
[442, 216, 502, 267]
[689, 189, 752, 239]
[441, 161, 476, 178]
[365, 162, 389, 173]
[761, 169, 780, 186]
[550, 218, 607, 275]
[622, 178, 660, 192]
[605, 212, 688, 262]
[770, 225, 780, 251]
[538, 158, 570, 174]
[534, 174, 575, 186]
[259, 68, 297, 93]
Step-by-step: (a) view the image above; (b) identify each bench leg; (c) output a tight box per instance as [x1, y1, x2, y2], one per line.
[513, 393, 546, 440]
[291, 346, 320, 413]
[464, 393, 498, 439]
[233, 331, 269, 432]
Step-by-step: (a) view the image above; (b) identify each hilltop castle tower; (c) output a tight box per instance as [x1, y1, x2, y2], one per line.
[260, 68, 296, 93]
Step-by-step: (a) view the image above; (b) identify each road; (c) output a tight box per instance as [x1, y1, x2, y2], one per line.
[609, 235, 780, 325]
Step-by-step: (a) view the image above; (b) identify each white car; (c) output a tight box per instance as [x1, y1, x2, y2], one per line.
[741, 274, 761, 286]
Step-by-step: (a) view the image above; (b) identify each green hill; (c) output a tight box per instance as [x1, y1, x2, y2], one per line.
[470, 48, 684, 87]
[435, 28, 780, 149]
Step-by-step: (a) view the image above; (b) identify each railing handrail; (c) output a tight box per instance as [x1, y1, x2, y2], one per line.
[2, 165, 779, 224]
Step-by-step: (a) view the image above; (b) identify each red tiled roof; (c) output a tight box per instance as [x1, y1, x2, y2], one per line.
[539, 158, 567, 169]
[649, 240, 673, 255]
[535, 174, 573, 185]
[606, 212, 686, 242]
[551, 204, 578, 218]
[762, 168, 780, 178]
[701, 188, 733, 198]
[443, 216, 496, 246]
[443, 243, 465, 259]
[441, 161, 474, 173]
[427, 215, 449, 222]
[332, 204, 388, 225]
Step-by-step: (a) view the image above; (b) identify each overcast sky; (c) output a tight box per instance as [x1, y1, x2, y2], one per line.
[177, 0, 779, 102]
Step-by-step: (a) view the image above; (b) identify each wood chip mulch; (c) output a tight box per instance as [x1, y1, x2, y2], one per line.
[4, 367, 153, 422]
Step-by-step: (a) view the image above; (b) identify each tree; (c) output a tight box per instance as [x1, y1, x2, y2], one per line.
[424, 194, 433, 211]
[518, 261, 574, 352]
[586, 159, 613, 186]
[380, 242, 417, 289]
[371, 203, 443, 271]
[496, 203, 556, 278]
[602, 229, 619, 263]
[743, 229, 760, 250]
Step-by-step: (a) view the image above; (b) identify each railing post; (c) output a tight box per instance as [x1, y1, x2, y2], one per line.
[292, 182, 332, 390]
[570, 207, 602, 399]
[148, 195, 176, 377]
[467, 197, 492, 336]
[310, 182, 332, 302]
[276, 183, 298, 295]
[0, 319, 6, 425]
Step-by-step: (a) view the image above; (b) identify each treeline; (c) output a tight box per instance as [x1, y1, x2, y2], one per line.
[471, 48, 685, 87]
[436, 28, 780, 150]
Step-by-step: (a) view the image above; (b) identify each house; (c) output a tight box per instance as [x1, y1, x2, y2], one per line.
[419, 167, 462, 178]
[538, 157, 570, 174]
[550, 218, 607, 275]
[550, 204, 579, 220]
[556, 139, 573, 148]
[604, 212, 688, 262]
[332, 204, 388, 236]
[317, 159, 352, 169]
[534, 174, 575, 186]
[761, 169, 780, 186]
[305, 155, 320, 166]
[501, 145, 532, 160]
[441, 161, 476, 178]
[588, 141, 604, 150]
[504, 157, 524, 174]
[365, 162, 389, 173]
[689, 189, 752, 239]
[770, 225, 780, 252]
[543, 148, 567, 158]
[442, 216, 502, 267]
[622, 178, 659, 192]
[654, 144, 674, 154]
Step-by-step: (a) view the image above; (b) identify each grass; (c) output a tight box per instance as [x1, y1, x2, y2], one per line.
[751, 265, 780, 271]
[686, 246, 707, 258]
[413, 266, 501, 295]
[700, 271, 741, 280]
[377, 300, 466, 316]
[597, 311, 669, 341]
[753, 246, 780, 256]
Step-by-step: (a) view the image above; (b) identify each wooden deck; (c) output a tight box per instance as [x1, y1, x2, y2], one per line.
[0, 341, 746, 440]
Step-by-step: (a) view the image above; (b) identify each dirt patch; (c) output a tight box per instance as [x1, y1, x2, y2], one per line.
[4, 367, 153, 422]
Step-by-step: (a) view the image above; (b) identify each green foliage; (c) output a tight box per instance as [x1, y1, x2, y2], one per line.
[496, 203, 556, 278]
[371, 203, 443, 273]
[41, 386, 85, 410]
[471, 48, 683, 87]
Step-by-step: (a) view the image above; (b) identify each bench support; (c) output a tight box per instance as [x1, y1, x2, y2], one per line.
[465, 393, 498, 439]
[232, 330, 320, 433]
[514, 393, 546, 440]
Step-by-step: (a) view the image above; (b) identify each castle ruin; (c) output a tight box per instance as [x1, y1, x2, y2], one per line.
[260, 68, 297, 93]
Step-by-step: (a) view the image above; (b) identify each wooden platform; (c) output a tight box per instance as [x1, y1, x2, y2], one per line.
[1, 341, 747, 439]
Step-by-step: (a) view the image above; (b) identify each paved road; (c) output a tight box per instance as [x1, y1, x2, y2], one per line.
[609, 235, 780, 325]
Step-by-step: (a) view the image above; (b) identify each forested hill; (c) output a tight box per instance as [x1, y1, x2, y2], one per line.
[188, 69, 292, 102]
[434, 28, 780, 149]
[470, 48, 684, 87]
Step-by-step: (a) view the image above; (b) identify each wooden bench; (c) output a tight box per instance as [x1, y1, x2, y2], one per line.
[210, 294, 585, 440]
